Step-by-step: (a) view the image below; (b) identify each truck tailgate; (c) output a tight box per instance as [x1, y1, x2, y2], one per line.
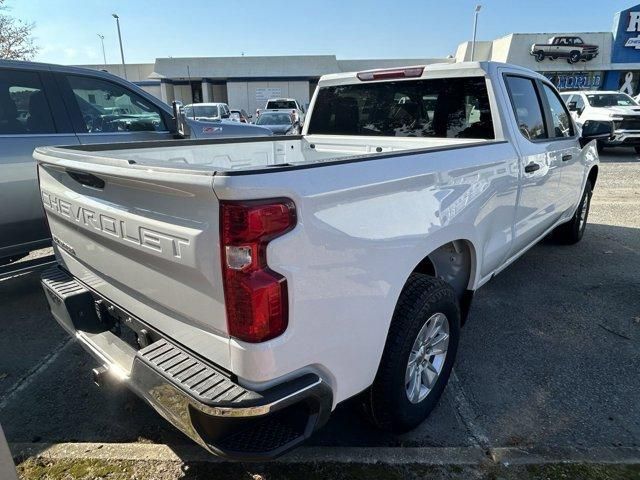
[35, 147, 230, 368]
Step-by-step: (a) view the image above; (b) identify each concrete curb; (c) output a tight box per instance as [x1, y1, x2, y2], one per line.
[10, 442, 640, 466]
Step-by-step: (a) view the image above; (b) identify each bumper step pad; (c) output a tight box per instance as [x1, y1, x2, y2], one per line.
[138, 339, 253, 407]
[137, 338, 333, 460]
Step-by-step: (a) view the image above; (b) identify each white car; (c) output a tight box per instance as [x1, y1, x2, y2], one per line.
[183, 102, 232, 122]
[37, 61, 607, 461]
[260, 97, 306, 125]
[561, 90, 640, 152]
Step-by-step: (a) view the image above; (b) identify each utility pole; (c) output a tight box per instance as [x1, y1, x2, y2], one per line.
[97, 34, 107, 67]
[471, 4, 482, 61]
[112, 14, 127, 79]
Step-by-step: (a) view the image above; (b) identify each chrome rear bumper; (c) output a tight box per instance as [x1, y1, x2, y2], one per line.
[41, 265, 332, 461]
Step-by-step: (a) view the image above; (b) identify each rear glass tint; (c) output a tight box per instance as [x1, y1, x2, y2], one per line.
[307, 77, 494, 139]
[266, 100, 298, 109]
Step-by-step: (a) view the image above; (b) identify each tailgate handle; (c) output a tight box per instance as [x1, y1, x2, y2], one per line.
[67, 170, 105, 189]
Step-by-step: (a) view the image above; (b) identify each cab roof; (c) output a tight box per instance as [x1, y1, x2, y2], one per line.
[317, 61, 547, 87]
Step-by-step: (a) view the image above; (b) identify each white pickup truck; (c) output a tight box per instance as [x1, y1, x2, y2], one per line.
[37, 62, 610, 461]
[561, 90, 640, 152]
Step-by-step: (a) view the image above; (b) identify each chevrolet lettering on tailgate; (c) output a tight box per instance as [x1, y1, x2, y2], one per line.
[41, 190, 192, 261]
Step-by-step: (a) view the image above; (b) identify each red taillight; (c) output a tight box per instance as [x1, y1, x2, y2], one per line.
[220, 199, 296, 343]
[356, 66, 425, 81]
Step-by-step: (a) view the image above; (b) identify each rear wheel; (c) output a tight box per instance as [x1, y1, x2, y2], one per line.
[362, 274, 460, 433]
[534, 50, 545, 62]
[568, 51, 581, 64]
[553, 180, 593, 244]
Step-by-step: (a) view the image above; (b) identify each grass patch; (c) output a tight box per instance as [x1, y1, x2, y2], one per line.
[15, 458, 640, 480]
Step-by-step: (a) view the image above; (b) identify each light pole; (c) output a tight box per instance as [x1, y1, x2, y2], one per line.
[112, 13, 127, 79]
[471, 4, 482, 61]
[97, 34, 107, 67]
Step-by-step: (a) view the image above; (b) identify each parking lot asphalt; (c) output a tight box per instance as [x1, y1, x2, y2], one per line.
[1, 151, 638, 455]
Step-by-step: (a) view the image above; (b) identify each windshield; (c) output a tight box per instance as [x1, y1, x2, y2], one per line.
[586, 93, 638, 108]
[184, 105, 219, 118]
[266, 100, 297, 110]
[256, 113, 292, 125]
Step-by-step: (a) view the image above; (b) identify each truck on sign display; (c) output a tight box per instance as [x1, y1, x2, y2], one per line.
[530, 36, 599, 63]
[37, 61, 609, 461]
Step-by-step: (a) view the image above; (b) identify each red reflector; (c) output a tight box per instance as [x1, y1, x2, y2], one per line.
[220, 199, 296, 343]
[357, 66, 425, 81]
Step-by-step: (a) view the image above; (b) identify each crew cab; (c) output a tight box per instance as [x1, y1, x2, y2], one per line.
[561, 90, 640, 152]
[37, 62, 609, 461]
[0, 60, 270, 265]
[530, 36, 599, 63]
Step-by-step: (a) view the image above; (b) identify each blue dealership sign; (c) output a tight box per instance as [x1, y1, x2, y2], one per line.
[612, 4, 640, 63]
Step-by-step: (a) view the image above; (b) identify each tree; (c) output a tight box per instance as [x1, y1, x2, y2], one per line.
[0, 0, 38, 60]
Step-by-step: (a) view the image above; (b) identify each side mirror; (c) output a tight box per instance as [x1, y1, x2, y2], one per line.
[248, 114, 253, 119]
[567, 101, 577, 111]
[172, 101, 191, 138]
[221, 111, 230, 119]
[580, 120, 614, 148]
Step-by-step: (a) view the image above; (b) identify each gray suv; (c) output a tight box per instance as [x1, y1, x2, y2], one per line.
[0, 60, 270, 264]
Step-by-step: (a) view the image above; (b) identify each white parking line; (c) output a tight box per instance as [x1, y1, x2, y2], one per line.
[0, 338, 74, 411]
[449, 370, 491, 449]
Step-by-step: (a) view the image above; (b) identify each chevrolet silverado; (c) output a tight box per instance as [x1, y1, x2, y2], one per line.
[36, 61, 610, 461]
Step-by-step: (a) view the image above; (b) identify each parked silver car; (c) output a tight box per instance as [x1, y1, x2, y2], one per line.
[0, 59, 270, 265]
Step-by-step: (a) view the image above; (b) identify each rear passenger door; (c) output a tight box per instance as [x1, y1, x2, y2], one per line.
[56, 72, 174, 144]
[503, 74, 566, 254]
[0, 67, 78, 257]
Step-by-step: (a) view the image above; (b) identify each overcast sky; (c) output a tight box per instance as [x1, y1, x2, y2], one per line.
[6, 0, 638, 65]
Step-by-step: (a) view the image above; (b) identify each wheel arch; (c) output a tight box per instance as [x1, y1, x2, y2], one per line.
[587, 165, 598, 188]
[410, 238, 477, 324]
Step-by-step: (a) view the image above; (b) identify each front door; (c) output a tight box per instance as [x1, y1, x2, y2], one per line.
[57, 73, 174, 145]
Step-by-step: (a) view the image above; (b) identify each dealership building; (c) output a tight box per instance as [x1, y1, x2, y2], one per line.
[81, 3, 640, 110]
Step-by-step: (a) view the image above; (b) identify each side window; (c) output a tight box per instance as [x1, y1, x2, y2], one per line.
[505, 76, 547, 141]
[0, 69, 56, 135]
[575, 95, 585, 114]
[66, 75, 166, 133]
[542, 83, 574, 138]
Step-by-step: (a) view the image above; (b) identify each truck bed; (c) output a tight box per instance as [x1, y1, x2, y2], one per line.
[37, 135, 487, 174]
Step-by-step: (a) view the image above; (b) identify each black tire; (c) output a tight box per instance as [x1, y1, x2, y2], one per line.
[534, 51, 545, 62]
[568, 51, 580, 64]
[362, 274, 460, 433]
[553, 180, 593, 244]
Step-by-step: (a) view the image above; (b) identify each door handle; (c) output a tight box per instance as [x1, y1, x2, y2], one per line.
[524, 163, 541, 173]
[562, 154, 573, 162]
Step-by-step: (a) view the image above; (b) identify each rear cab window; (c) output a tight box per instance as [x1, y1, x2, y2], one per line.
[307, 77, 495, 139]
[266, 100, 299, 110]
